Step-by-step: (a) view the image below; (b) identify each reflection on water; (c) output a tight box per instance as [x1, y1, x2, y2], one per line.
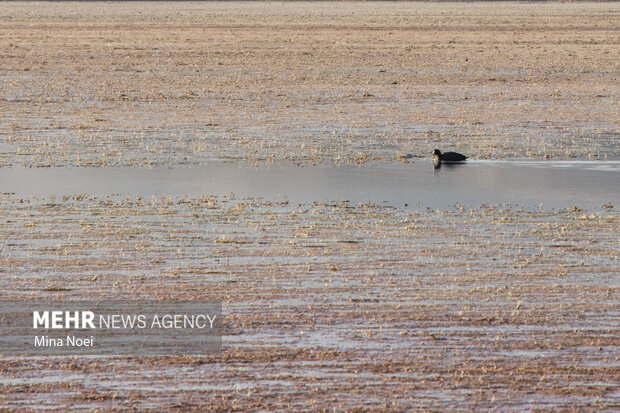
[0, 161, 618, 210]
[0, 142, 17, 153]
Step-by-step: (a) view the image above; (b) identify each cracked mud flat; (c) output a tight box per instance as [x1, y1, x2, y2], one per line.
[0, 2, 619, 411]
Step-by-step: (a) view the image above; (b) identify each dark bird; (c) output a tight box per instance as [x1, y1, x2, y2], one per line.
[432, 149, 468, 169]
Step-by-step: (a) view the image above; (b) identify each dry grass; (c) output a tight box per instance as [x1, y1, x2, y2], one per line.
[1, 2, 619, 167]
[1, 193, 618, 410]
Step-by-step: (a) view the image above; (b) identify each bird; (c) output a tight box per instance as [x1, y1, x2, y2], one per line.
[432, 149, 468, 169]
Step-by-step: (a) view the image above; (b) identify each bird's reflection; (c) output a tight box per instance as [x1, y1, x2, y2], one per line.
[432, 161, 467, 171]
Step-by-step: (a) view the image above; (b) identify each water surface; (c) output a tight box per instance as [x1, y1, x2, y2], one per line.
[1, 161, 618, 210]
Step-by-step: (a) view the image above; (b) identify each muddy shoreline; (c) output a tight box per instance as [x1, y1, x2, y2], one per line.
[1, 2, 619, 167]
[1, 192, 618, 410]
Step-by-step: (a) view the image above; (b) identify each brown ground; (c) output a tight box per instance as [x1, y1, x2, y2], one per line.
[0, 2, 618, 167]
[0, 2, 619, 411]
[1, 194, 618, 411]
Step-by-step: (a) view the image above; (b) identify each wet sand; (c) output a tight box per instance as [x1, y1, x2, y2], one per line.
[1, 2, 619, 411]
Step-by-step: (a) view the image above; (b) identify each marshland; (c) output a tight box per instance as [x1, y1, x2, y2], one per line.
[0, 2, 618, 411]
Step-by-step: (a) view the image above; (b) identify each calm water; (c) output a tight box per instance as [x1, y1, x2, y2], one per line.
[1, 161, 618, 210]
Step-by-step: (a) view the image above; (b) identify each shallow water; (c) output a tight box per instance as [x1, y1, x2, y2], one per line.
[1, 160, 618, 210]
